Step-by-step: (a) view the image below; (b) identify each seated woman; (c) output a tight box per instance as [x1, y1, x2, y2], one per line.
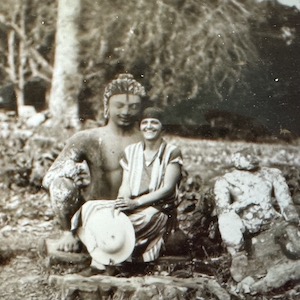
[115, 107, 183, 263]
[72, 107, 182, 276]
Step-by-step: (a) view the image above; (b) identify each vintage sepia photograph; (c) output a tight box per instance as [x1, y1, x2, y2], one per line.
[1, 0, 300, 299]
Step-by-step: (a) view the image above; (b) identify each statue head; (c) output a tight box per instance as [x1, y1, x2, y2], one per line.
[103, 74, 146, 119]
[231, 148, 259, 171]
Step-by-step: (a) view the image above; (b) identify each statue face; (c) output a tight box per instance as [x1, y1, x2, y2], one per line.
[140, 118, 163, 141]
[108, 94, 142, 127]
[232, 152, 259, 170]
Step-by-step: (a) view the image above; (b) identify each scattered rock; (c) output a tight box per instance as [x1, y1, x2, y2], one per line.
[251, 260, 300, 294]
[18, 105, 37, 119]
[26, 112, 46, 127]
[230, 251, 249, 282]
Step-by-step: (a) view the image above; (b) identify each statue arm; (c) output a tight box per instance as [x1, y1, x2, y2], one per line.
[272, 169, 299, 223]
[42, 134, 90, 190]
[214, 177, 232, 214]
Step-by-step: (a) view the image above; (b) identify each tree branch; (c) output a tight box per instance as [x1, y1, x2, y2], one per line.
[0, 14, 53, 76]
[29, 58, 51, 83]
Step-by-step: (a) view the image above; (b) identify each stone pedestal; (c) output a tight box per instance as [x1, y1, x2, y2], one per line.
[39, 238, 91, 268]
[49, 273, 230, 300]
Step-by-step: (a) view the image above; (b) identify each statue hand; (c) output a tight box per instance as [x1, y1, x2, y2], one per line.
[230, 202, 244, 213]
[63, 160, 91, 187]
[284, 205, 299, 224]
[230, 200, 253, 213]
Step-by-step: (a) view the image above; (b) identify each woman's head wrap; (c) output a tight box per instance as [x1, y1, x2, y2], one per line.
[142, 107, 165, 126]
[103, 74, 146, 119]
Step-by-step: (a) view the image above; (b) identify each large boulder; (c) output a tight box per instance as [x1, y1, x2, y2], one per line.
[234, 219, 300, 294]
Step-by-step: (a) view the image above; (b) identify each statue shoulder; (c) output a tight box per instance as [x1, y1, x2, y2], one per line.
[222, 169, 241, 180]
[68, 127, 107, 143]
[260, 166, 282, 177]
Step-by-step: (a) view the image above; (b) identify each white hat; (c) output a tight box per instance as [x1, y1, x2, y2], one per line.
[77, 206, 135, 266]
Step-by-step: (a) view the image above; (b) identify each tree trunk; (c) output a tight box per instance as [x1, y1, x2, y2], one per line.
[17, 0, 26, 114]
[7, 28, 16, 83]
[7, 3, 26, 116]
[49, 0, 82, 128]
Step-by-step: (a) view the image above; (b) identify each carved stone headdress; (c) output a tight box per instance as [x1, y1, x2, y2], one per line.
[103, 73, 146, 119]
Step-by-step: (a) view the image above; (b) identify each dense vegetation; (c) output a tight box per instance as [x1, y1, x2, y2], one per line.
[0, 0, 299, 135]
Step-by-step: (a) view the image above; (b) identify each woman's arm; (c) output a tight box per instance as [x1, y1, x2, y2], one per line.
[115, 168, 135, 210]
[116, 162, 181, 211]
[136, 163, 181, 207]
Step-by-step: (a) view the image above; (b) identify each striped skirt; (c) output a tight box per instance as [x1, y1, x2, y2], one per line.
[71, 201, 168, 263]
[128, 206, 168, 262]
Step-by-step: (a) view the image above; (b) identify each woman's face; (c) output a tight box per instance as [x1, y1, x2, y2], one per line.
[140, 118, 163, 141]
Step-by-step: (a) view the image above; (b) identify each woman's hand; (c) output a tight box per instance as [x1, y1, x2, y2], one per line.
[115, 197, 139, 211]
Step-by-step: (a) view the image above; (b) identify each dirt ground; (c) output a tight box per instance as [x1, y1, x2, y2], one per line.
[1, 134, 300, 299]
[0, 187, 60, 299]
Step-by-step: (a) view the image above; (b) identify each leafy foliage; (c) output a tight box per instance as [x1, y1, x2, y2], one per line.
[80, 0, 258, 108]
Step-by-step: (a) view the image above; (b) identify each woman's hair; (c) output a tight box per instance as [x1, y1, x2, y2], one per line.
[142, 107, 164, 125]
